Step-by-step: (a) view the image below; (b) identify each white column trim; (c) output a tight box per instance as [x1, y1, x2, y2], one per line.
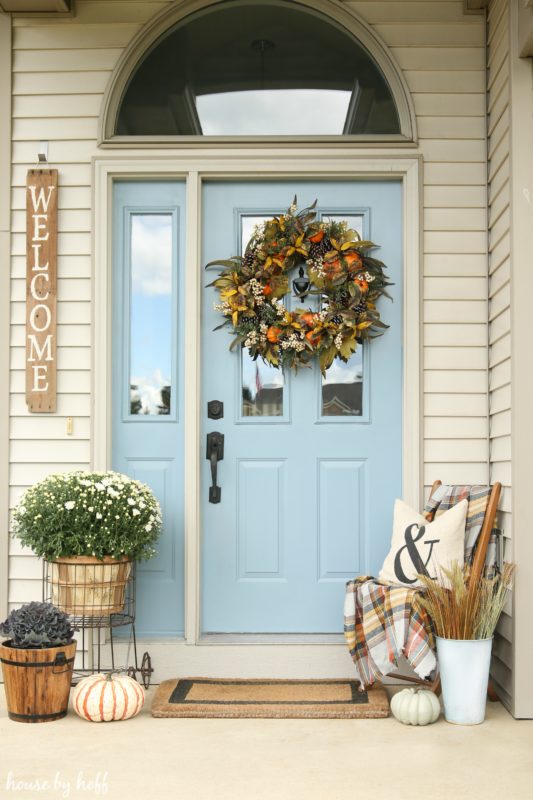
[93, 152, 421, 661]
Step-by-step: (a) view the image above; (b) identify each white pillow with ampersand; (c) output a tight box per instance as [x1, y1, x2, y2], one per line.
[378, 498, 467, 588]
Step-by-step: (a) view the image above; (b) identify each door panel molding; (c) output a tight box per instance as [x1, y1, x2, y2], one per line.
[94, 153, 421, 651]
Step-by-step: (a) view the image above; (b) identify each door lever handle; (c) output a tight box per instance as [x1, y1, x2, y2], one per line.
[206, 431, 224, 503]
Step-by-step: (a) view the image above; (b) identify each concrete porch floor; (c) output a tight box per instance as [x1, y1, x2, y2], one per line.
[1, 688, 532, 800]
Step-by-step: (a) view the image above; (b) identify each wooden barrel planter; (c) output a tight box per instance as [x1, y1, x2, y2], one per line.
[47, 556, 132, 616]
[0, 640, 76, 723]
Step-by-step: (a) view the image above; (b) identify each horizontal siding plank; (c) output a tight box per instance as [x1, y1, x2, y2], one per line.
[490, 655, 513, 695]
[489, 281, 511, 320]
[392, 47, 485, 71]
[487, 158, 510, 200]
[13, 48, 123, 72]
[424, 232, 487, 253]
[489, 308, 511, 344]
[25, 1, 169, 24]
[10, 463, 90, 486]
[8, 556, 42, 581]
[424, 370, 487, 394]
[425, 439, 488, 462]
[13, 94, 102, 118]
[424, 463, 488, 485]
[424, 300, 487, 323]
[13, 23, 141, 49]
[425, 393, 488, 416]
[12, 208, 91, 233]
[490, 409, 511, 439]
[488, 206, 511, 251]
[8, 579, 42, 604]
[490, 434, 511, 462]
[489, 333, 511, 367]
[13, 70, 110, 95]
[490, 384, 511, 415]
[10, 416, 91, 439]
[13, 139, 98, 164]
[488, 187, 509, 230]
[495, 610, 513, 643]
[423, 185, 486, 208]
[418, 116, 486, 139]
[13, 117, 98, 141]
[424, 162, 486, 185]
[10, 440, 91, 462]
[404, 69, 485, 94]
[424, 208, 487, 231]
[489, 359, 511, 391]
[425, 416, 487, 439]
[490, 460, 512, 487]
[424, 276, 487, 299]
[419, 140, 486, 163]
[413, 93, 485, 117]
[424, 323, 487, 347]
[424, 253, 487, 277]
[12, 163, 91, 187]
[492, 635, 513, 670]
[489, 259, 510, 297]
[424, 346, 487, 370]
[374, 23, 484, 47]
[350, 2, 480, 24]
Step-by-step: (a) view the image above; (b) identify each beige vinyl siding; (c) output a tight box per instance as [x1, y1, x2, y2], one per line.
[487, 0, 513, 711]
[8, 2, 489, 609]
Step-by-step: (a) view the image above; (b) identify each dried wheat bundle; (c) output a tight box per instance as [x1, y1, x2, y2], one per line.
[417, 562, 515, 640]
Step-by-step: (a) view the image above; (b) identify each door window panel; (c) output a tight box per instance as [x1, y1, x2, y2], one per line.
[129, 213, 173, 416]
[240, 215, 285, 418]
[320, 212, 365, 418]
[321, 347, 364, 417]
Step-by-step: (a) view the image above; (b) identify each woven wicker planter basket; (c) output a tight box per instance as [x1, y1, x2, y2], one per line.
[47, 556, 132, 616]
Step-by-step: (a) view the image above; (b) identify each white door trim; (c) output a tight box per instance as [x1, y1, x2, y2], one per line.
[93, 152, 421, 679]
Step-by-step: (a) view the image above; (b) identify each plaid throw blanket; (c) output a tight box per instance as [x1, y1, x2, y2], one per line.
[344, 485, 492, 688]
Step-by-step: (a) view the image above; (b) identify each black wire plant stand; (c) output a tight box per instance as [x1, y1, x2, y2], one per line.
[42, 559, 153, 688]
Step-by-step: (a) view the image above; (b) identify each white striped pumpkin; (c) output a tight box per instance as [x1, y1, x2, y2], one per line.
[72, 673, 145, 722]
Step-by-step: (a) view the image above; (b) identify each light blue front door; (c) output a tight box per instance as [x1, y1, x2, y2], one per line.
[112, 181, 186, 637]
[202, 181, 403, 633]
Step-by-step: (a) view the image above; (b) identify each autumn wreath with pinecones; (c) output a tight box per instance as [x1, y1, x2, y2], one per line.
[208, 198, 392, 374]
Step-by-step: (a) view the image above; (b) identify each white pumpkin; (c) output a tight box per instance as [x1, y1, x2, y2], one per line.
[390, 688, 440, 726]
[72, 673, 145, 722]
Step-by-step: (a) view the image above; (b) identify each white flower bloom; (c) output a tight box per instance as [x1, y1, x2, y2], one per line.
[96, 512, 103, 519]
[132, 509, 140, 517]
[88, 506, 94, 512]
[127, 497, 135, 506]
[64, 501, 75, 510]
[95, 483, 105, 491]
[18, 506, 26, 515]
[145, 524, 153, 532]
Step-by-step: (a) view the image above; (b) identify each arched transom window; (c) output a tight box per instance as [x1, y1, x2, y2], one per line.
[115, 1, 402, 137]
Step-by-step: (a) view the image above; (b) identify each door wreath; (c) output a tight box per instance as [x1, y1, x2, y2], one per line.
[208, 198, 392, 374]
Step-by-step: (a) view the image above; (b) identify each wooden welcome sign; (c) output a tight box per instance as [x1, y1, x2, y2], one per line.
[26, 169, 58, 412]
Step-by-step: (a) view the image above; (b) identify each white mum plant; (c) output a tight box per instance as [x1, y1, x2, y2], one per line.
[12, 471, 162, 561]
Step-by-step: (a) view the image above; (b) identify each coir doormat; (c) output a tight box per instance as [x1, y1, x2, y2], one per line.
[151, 678, 389, 719]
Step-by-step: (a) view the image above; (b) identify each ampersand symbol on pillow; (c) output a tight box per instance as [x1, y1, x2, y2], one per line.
[394, 523, 439, 584]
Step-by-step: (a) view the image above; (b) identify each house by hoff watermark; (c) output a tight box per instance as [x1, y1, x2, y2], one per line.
[5, 770, 109, 797]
